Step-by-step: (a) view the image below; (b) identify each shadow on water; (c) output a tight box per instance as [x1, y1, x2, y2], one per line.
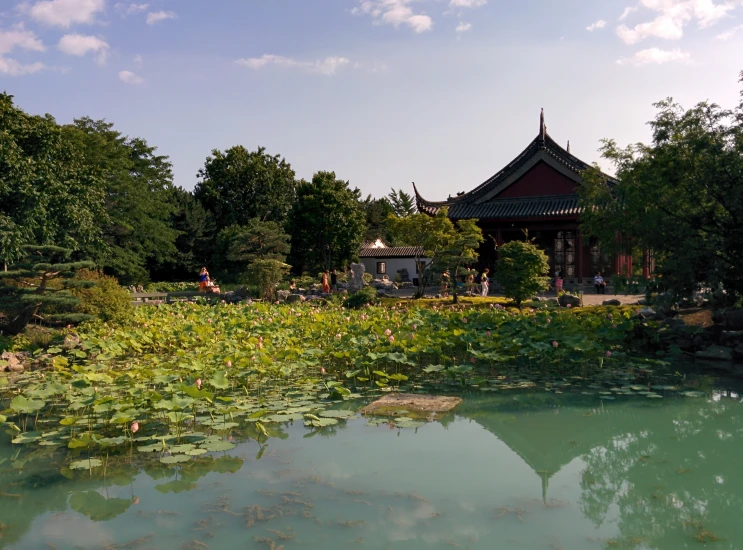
[1, 384, 743, 549]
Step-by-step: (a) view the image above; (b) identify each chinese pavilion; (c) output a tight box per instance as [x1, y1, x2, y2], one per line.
[414, 110, 639, 283]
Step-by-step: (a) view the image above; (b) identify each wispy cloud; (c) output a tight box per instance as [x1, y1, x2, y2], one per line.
[57, 33, 109, 64]
[115, 2, 149, 16]
[146, 10, 176, 25]
[620, 6, 638, 20]
[236, 54, 351, 76]
[0, 56, 45, 75]
[455, 21, 471, 33]
[586, 19, 607, 31]
[0, 24, 45, 54]
[119, 69, 144, 84]
[449, 0, 486, 7]
[617, 47, 691, 65]
[28, 0, 105, 27]
[352, 0, 433, 33]
[615, 0, 741, 44]
[716, 23, 743, 38]
[133, 54, 142, 64]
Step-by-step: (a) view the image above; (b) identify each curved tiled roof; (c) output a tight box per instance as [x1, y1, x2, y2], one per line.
[414, 110, 616, 219]
[359, 246, 424, 258]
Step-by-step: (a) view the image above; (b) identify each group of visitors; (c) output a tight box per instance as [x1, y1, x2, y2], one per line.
[321, 269, 340, 293]
[440, 268, 490, 297]
[198, 267, 220, 293]
[551, 268, 608, 294]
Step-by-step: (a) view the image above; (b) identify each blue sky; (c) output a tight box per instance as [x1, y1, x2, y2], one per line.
[1, 0, 742, 200]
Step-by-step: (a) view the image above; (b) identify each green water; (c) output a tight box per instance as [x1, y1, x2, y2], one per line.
[1, 388, 742, 549]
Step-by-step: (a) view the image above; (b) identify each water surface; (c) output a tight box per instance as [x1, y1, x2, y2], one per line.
[1, 388, 742, 549]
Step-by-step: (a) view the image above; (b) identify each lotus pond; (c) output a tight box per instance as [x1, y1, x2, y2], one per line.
[1, 301, 741, 548]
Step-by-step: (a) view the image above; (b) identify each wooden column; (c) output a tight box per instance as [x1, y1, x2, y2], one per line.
[642, 250, 650, 279]
[577, 230, 583, 283]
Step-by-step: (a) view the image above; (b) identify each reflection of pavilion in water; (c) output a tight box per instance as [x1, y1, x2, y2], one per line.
[455, 395, 646, 501]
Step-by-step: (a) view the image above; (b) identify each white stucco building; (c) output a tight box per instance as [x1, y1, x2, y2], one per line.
[358, 239, 430, 284]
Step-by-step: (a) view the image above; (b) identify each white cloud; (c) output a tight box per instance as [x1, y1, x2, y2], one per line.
[57, 33, 109, 64]
[146, 10, 176, 25]
[456, 21, 472, 32]
[615, 0, 742, 44]
[0, 56, 45, 75]
[133, 53, 142, 64]
[352, 0, 433, 33]
[236, 54, 351, 76]
[0, 24, 45, 55]
[115, 2, 149, 15]
[449, 0, 486, 7]
[617, 46, 691, 65]
[119, 69, 143, 84]
[716, 23, 743, 37]
[29, 0, 105, 27]
[620, 6, 638, 20]
[586, 19, 607, 31]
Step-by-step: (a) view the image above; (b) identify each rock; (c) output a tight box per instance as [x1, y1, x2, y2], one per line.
[558, 294, 581, 308]
[336, 282, 348, 290]
[638, 307, 656, 317]
[348, 263, 366, 292]
[546, 298, 559, 306]
[399, 282, 414, 289]
[603, 299, 622, 306]
[724, 308, 743, 330]
[286, 294, 305, 303]
[719, 330, 743, 347]
[734, 343, 743, 360]
[63, 334, 80, 349]
[1, 351, 26, 373]
[276, 290, 291, 301]
[695, 345, 734, 361]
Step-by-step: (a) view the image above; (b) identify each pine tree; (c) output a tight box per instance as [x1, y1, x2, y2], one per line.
[0, 245, 96, 335]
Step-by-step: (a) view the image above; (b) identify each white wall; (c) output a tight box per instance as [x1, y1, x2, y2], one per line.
[360, 257, 431, 281]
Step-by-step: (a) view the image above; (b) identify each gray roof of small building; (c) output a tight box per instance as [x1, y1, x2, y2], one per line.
[359, 246, 425, 258]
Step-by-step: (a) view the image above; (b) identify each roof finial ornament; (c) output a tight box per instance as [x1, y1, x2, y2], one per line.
[540, 108, 545, 140]
[567, 140, 571, 153]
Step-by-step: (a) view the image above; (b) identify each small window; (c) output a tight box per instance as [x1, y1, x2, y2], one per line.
[376, 262, 386, 275]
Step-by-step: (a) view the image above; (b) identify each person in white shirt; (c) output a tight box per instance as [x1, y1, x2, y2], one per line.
[594, 272, 606, 294]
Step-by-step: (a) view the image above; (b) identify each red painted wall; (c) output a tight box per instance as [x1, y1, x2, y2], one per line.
[498, 161, 579, 198]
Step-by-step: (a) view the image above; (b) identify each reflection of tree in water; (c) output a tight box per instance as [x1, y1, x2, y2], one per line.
[579, 397, 743, 548]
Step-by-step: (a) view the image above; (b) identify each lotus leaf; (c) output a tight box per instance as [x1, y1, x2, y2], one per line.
[199, 440, 236, 452]
[69, 458, 104, 470]
[160, 454, 192, 464]
[319, 410, 356, 419]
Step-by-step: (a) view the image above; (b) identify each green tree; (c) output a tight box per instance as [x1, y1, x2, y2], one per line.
[579, 73, 743, 298]
[387, 188, 416, 217]
[228, 218, 291, 264]
[496, 239, 550, 306]
[194, 146, 297, 228]
[0, 245, 96, 335]
[288, 172, 366, 273]
[361, 195, 396, 244]
[439, 219, 484, 304]
[245, 259, 291, 300]
[64, 118, 178, 284]
[0, 94, 105, 268]
[71, 268, 134, 324]
[387, 208, 458, 298]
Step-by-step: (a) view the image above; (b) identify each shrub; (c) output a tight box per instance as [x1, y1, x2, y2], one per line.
[72, 269, 134, 324]
[145, 282, 198, 292]
[245, 260, 290, 300]
[343, 286, 378, 309]
[363, 273, 373, 284]
[496, 240, 550, 307]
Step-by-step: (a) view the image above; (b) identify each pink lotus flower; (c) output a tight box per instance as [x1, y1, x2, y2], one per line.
[547, 318, 551, 323]
[196, 378, 202, 388]
[410, 333, 415, 340]
[486, 331, 491, 337]
[489, 303, 495, 309]
[335, 333, 342, 339]
[208, 319, 212, 324]
[257, 342, 263, 349]
[567, 304, 572, 308]
[226, 360, 232, 368]
[321, 367, 326, 374]
[384, 329, 392, 336]
[470, 357, 476, 364]
[552, 341, 559, 348]
[131, 422, 139, 434]
[413, 324, 417, 330]
[462, 318, 468, 324]
[605, 351, 612, 357]
[259, 336, 263, 342]
[389, 335, 394, 342]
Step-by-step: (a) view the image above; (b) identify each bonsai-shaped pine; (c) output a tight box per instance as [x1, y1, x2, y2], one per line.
[0, 245, 96, 335]
[496, 237, 550, 307]
[245, 259, 290, 301]
[439, 218, 484, 304]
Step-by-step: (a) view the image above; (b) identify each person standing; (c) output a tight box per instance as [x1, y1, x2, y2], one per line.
[321, 270, 330, 294]
[198, 267, 210, 291]
[480, 268, 490, 297]
[331, 269, 338, 291]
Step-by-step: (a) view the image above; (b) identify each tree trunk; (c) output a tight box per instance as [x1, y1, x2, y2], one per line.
[1, 303, 41, 335]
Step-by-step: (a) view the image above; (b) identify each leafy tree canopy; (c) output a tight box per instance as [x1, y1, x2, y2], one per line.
[288, 171, 366, 274]
[361, 195, 396, 245]
[227, 218, 291, 265]
[0, 94, 105, 267]
[496, 238, 550, 306]
[439, 218, 484, 303]
[194, 146, 297, 228]
[579, 73, 743, 298]
[387, 188, 416, 217]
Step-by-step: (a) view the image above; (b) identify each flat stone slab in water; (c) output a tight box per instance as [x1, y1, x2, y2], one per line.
[362, 393, 462, 417]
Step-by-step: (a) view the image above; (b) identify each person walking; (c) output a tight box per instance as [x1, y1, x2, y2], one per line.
[321, 270, 331, 294]
[480, 268, 490, 297]
[331, 269, 338, 291]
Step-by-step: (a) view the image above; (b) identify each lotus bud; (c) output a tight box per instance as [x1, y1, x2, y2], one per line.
[321, 367, 326, 374]
[131, 421, 139, 434]
[384, 329, 392, 336]
[552, 341, 559, 348]
[605, 351, 612, 357]
[226, 360, 232, 368]
[470, 357, 476, 364]
[196, 378, 202, 388]
[389, 335, 394, 342]
[462, 318, 468, 323]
